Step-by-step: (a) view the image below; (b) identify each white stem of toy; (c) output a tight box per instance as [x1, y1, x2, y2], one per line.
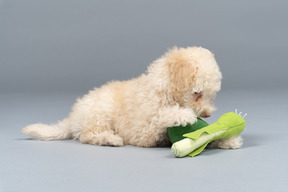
[171, 130, 225, 157]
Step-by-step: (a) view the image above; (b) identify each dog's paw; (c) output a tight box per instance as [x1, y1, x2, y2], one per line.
[173, 108, 197, 127]
[217, 136, 243, 149]
[80, 131, 124, 147]
[105, 135, 124, 147]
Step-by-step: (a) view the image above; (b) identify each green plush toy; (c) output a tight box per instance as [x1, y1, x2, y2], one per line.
[167, 111, 246, 157]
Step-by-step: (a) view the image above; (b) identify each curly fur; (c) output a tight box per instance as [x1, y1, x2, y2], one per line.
[22, 47, 242, 149]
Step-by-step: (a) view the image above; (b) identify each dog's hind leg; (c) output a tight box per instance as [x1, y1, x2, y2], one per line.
[79, 117, 124, 146]
[80, 129, 124, 146]
[207, 136, 243, 149]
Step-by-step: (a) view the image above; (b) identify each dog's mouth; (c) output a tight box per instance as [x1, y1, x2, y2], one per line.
[195, 108, 203, 118]
[196, 108, 211, 118]
[200, 111, 211, 118]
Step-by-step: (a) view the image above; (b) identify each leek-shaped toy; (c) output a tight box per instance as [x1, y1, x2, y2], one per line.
[168, 112, 246, 157]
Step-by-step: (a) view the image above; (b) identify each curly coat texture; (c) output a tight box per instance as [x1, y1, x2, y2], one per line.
[22, 47, 242, 148]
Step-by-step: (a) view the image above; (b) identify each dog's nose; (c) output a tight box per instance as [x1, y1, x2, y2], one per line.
[201, 111, 211, 118]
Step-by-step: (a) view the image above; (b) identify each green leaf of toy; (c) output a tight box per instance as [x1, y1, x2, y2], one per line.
[167, 118, 208, 144]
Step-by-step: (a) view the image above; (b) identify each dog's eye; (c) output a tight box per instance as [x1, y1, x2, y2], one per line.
[193, 92, 203, 101]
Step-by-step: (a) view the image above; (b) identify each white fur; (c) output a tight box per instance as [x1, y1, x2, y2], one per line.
[22, 47, 241, 149]
[208, 136, 243, 149]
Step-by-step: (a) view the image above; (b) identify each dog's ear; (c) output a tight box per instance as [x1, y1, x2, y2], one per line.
[167, 48, 197, 96]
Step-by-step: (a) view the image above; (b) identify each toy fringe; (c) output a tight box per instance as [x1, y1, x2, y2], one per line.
[235, 109, 247, 119]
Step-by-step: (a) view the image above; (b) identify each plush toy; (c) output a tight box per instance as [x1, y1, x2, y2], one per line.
[167, 111, 246, 157]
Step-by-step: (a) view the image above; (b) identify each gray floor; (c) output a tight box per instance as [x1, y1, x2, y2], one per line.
[1, 89, 287, 192]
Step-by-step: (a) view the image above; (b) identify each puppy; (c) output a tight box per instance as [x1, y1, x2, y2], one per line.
[22, 47, 242, 148]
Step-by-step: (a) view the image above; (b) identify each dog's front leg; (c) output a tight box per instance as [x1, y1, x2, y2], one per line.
[134, 106, 197, 147]
[154, 106, 197, 146]
[156, 106, 197, 128]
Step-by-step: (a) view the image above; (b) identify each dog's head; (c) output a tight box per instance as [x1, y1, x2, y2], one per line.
[149, 47, 222, 118]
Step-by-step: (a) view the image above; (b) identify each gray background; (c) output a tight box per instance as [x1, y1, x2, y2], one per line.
[0, 0, 287, 192]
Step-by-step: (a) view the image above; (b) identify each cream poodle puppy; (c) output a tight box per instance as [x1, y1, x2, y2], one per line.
[22, 47, 243, 149]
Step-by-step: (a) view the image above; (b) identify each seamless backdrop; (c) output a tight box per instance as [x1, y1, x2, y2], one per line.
[1, 1, 288, 192]
[1, 0, 287, 93]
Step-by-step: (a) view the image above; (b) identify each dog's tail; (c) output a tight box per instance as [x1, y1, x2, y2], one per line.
[21, 118, 71, 140]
